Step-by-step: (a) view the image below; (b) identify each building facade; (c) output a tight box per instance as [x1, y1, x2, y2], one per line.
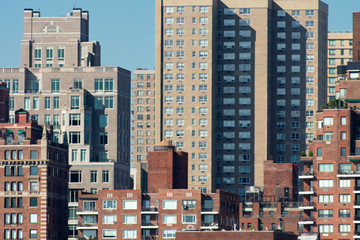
[0, 8, 131, 239]
[327, 32, 353, 102]
[0, 110, 69, 240]
[132, 69, 156, 191]
[154, 0, 328, 197]
[299, 62, 360, 239]
[77, 189, 239, 240]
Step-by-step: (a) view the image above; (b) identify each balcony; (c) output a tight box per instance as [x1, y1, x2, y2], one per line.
[298, 188, 315, 195]
[141, 207, 159, 214]
[354, 215, 360, 224]
[76, 207, 98, 215]
[201, 207, 219, 214]
[354, 201, 360, 209]
[298, 216, 314, 225]
[354, 232, 360, 239]
[337, 170, 360, 178]
[141, 222, 159, 229]
[299, 171, 314, 179]
[77, 224, 98, 230]
[298, 201, 315, 210]
[354, 186, 360, 194]
[201, 222, 219, 230]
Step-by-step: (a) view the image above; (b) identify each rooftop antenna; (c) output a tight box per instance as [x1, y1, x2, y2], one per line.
[73, 1, 77, 9]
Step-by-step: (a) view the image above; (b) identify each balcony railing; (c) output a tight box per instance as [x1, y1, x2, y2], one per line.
[201, 207, 216, 212]
[141, 207, 158, 212]
[77, 206, 97, 213]
[201, 222, 219, 227]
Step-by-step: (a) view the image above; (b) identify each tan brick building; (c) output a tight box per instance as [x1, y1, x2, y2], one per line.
[0, 110, 68, 240]
[155, 0, 328, 198]
[132, 69, 156, 191]
[0, 8, 131, 239]
[327, 32, 353, 102]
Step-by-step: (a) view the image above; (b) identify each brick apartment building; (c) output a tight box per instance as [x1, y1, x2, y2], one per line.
[76, 140, 239, 239]
[298, 59, 360, 239]
[0, 104, 69, 239]
[77, 188, 239, 239]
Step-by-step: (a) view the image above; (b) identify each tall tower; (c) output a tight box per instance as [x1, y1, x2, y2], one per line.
[155, 0, 328, 197]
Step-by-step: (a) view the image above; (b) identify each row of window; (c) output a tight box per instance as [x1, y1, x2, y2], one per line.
[277, 31, 315, 40]
[277, 20, 315, 28]
[69, 170, 109, 183]
[318, 224, 350, 233]
[329, 49, 353, 56]
[4, 166, 38, 176]
[1, 79, 19, 93]
[164, 107, 208, 115]
[50, 78, 114, 93]
[164, 17, 208, 25]
[164, 6, 208, 13]
[164, 73, 209, 81]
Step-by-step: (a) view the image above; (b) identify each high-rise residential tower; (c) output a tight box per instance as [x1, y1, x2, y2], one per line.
[327, 32, 353, 102]
[131, 69, 156, 191]
[0, 8, 131, 239]
[155, 0, 328, 197]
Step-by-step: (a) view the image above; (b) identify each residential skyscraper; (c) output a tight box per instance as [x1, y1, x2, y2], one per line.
[155, 0, 328, 197]
[0, 8, 131, 239]
[327, 32, 353, 102]
[132, 69, 156, 191]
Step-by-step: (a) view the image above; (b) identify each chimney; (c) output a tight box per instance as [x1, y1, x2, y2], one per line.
[353, 12, 360, 61]
[15, 109, 30, 124]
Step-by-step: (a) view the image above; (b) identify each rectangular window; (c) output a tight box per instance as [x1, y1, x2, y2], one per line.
[123, 200, 137, 209]
[102, 170, 109, 183]
[123, 215, 137, 224]
[103, 200, 117, 209]
[163, 200, 177, 209]
[51, 79, 60, 93]
[71, 96, 80, 109]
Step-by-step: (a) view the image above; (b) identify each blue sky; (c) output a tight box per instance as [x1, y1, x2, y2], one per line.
[0, 0, 357, 71]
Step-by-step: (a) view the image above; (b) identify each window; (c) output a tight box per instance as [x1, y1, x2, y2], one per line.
[69, 170, 82, 183]
[123, 200, 137, 209]
[102, 229, 117, 239]
[123, 215, 137, 224]
[182, 214, 196, 223]
[319, 195, 333, 203]
[163, 200, 177, 209]
[103, 200, 117, 209]
[51, 79, 60, 93]
[318, 209, 333, 218]
[69, 132, 81, 144]
[319, 180, 333, 188]
[102, 170, 109, 183]
[103, 215, 117, 224]
[239, 8, 251, 14]
[30, 230, 38, 238]
[163, 215, 177, 224]
[123, 230, 136, 239]
[30, 213, 38, 223]
[339, 179, 351, 188]
[319, 164, 333, 172]
[339, 194, 351, 203]
[90, 170, 97, 183]
[163, 229, 176, 239]
[339, 209, 350, 218]
[319, 225, 333, 233]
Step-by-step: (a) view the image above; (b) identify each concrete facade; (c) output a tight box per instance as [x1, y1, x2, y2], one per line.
[154, 0, 328, 198]
[0, 8, 131, 240]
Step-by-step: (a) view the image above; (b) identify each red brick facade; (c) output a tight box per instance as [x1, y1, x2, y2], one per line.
[77, 189, 239, 239]
[175, 230, 299, 240]
[148, 140, 188, 193]
[0, 111, 68, 240]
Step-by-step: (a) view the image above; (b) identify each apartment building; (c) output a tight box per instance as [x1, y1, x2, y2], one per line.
[176, 231, 299, 240]
[0, 8, 131, 239]
[327, 32, 353, 101]
[298, 62, 360, 239]
[77, 188, 239, 240]
[0, 109, 69, 240]
[132, 69, 156, 191]
[155, 0, 328, 197]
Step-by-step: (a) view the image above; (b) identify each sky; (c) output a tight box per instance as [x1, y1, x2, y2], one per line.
[0, 0, 357, 71]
